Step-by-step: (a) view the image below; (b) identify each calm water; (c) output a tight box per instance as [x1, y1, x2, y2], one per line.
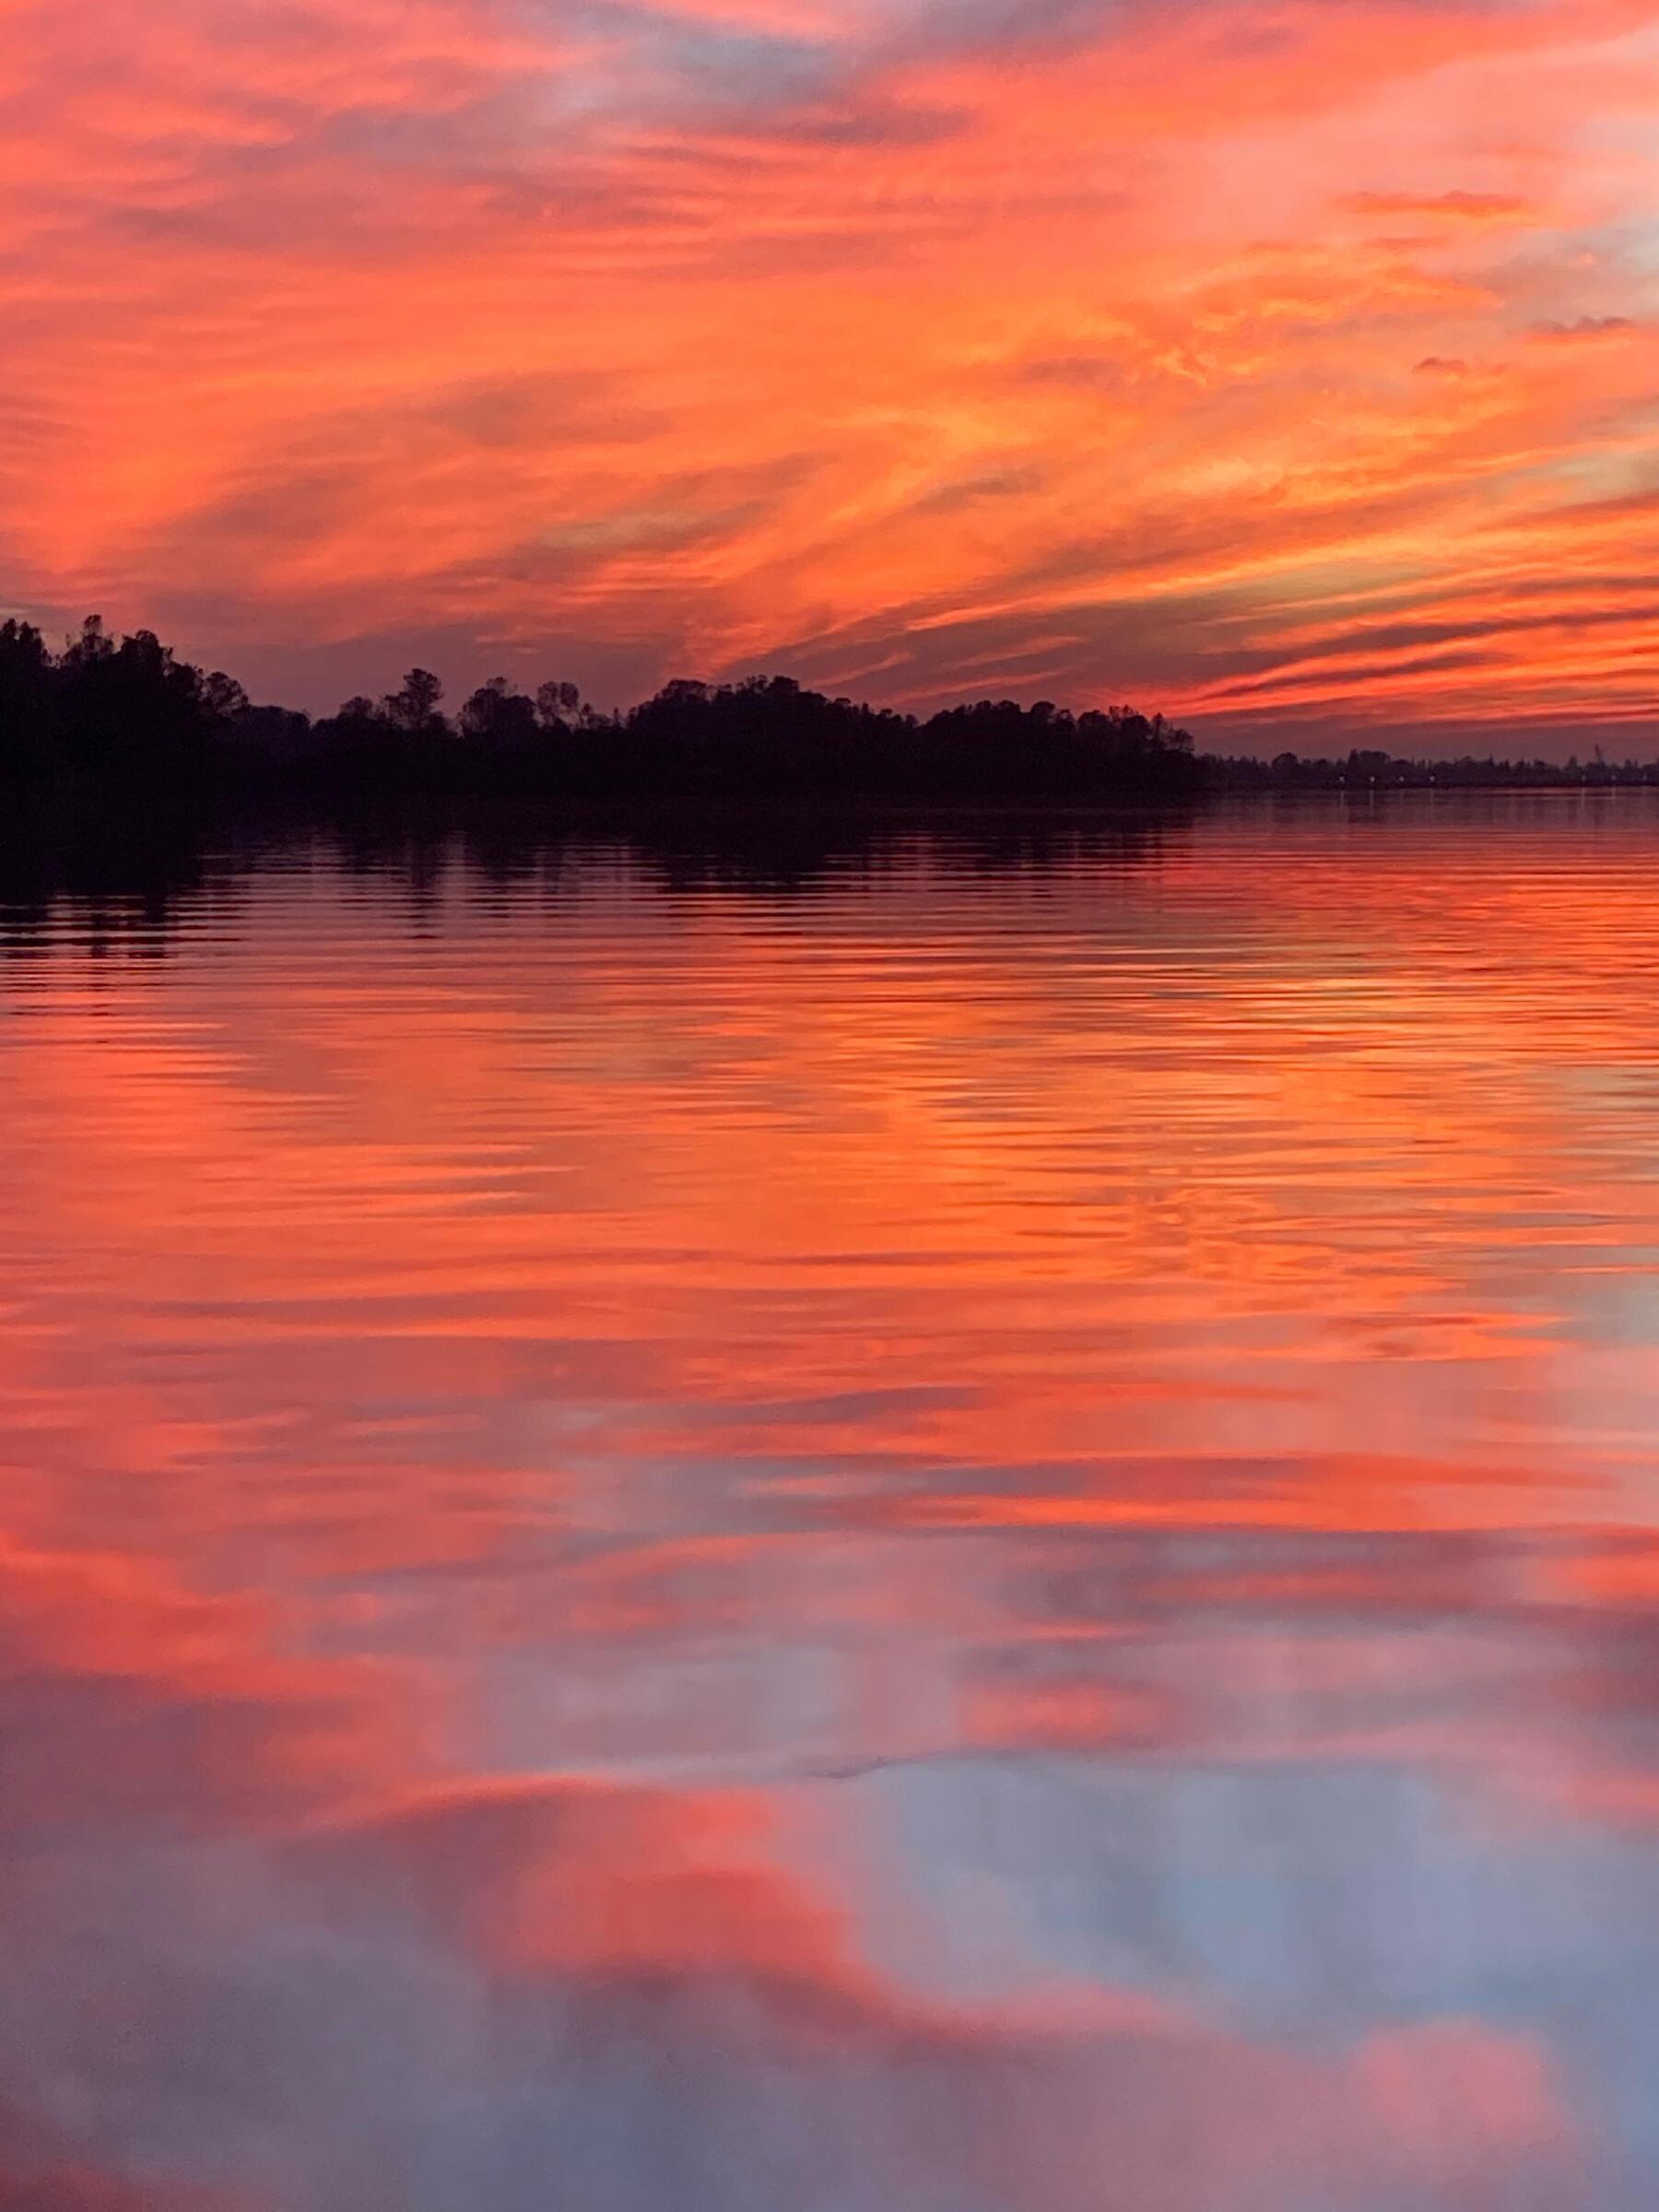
[4, 797, 1659, 2210]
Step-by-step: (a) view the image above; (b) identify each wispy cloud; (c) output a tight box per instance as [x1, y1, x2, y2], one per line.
[1531, 314, 1640, 341]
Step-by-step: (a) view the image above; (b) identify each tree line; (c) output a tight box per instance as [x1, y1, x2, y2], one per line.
[1217, 745, 1659, 790]
[0, 617, 1201, 802]
[3, 616, 1653, 805]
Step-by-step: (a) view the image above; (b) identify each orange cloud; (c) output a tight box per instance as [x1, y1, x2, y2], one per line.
[1344, 189, 1536, 222]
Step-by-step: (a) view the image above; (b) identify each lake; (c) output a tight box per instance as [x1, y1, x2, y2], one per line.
[3, 795, 1658, 2210]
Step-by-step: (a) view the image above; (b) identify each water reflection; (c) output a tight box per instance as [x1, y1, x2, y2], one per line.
[0, 801, 1192, 962]
[2, 797, 1658, 2208]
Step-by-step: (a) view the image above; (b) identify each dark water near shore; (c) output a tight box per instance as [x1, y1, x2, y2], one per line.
[4, 795, 1659, 2210]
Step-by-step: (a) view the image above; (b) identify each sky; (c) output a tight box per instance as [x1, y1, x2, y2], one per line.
[4, 0, 1657, 748]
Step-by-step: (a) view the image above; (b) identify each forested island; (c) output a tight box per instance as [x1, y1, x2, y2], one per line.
[2, 615, 1653, 806]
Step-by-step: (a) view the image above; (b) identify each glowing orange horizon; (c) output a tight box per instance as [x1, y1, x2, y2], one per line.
[3, 0, 1656, 747]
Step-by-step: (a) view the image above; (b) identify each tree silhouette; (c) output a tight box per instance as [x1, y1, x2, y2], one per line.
[384, 668, 444, 735]
[536, 680, 583, 730]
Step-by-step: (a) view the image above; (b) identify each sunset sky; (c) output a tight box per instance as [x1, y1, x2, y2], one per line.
[6, 0, 1657, 746]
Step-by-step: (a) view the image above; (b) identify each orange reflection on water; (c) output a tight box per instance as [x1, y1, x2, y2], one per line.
[2, 800, 1659, 2208]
